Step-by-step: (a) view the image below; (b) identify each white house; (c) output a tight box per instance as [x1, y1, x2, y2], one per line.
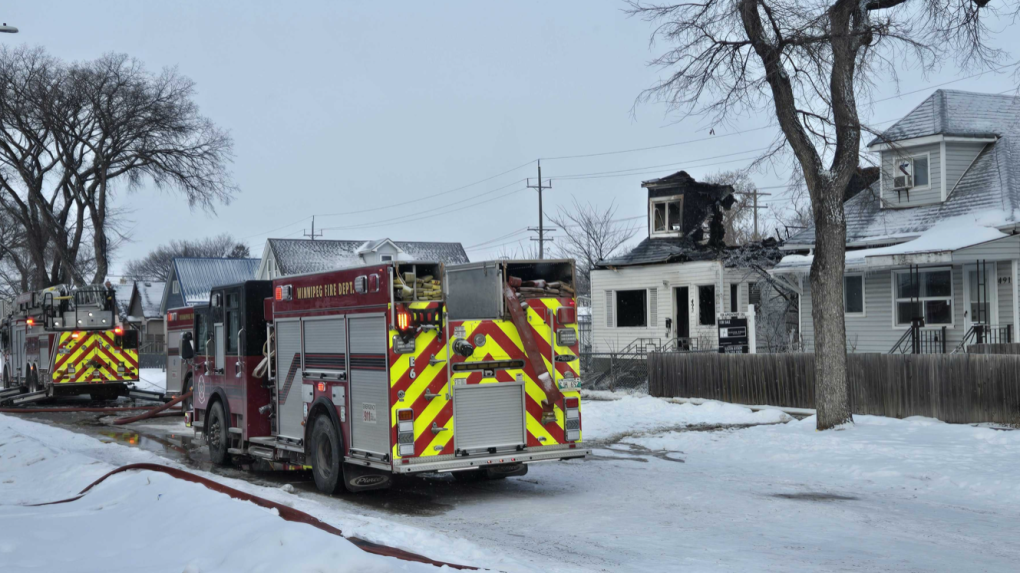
[590, 171, 783, 353]
[772, 90, 1020, 353]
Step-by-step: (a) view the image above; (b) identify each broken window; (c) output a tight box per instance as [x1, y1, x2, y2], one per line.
[615, 290, 647, 328]
[698, 285, 716, 325]
[652, 197, 683, 234]
[844, 275, 864, 315]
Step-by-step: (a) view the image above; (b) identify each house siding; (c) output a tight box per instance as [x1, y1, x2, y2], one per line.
[944, 141, 987, 196]
[881, 142, 942, 207]
[800, 264, 1017, 353]
[161, 267, 186, 313]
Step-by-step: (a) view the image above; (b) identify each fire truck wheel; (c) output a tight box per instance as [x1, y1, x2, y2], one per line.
[310, 415, 342, 494]
[207, 401, 230, 465]
[2, 366, 8, 388]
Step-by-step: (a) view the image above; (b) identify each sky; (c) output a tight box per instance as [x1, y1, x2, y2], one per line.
[2, 1, 1019, 274]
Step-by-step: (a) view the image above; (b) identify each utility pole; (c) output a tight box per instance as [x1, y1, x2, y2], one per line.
[527, 160, 554, 259]
[733, 189, 772, 241]
[304, 216, 323, 240]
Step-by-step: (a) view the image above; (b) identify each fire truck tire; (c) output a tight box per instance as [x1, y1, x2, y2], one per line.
[310, 415, 342, 495]
[207, 401, 230, 465]
[2, 365, 8, 388]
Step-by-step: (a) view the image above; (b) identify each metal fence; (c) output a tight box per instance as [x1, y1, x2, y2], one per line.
[138, 340, 166, 371]
[649, 351, 1020, 425]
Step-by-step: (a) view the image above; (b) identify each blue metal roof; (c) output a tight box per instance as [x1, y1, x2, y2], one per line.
[170, 257, 261, 307]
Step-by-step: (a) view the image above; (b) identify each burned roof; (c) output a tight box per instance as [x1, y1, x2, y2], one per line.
[596, 236, 782, 268]
[267, 238, 469, 276]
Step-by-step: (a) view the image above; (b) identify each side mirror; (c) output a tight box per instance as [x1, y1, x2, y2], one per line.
[181, 332, 195, 360]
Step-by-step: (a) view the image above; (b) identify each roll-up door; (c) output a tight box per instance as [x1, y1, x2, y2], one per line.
[302, 317, 346, 371]
[347, 315, 388, 456]
[275, 319, 304, 440]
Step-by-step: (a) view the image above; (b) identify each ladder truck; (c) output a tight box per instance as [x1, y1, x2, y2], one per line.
[186, 259, 588, 493]
[0, 283, 140, 406]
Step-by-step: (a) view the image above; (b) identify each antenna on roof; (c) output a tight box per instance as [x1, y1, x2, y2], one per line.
[304, 216, 323, 241]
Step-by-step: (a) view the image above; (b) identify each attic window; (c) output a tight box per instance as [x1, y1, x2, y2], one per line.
[381, 255, 393, 262]
[895, 154, 929, 188]
[652, 197, 683, 234]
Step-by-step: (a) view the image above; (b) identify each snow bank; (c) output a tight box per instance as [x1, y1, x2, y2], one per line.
[582, 394, 789, 442]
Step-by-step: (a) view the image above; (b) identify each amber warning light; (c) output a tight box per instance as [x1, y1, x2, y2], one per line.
[26, 317, 34, 326]
[275, 285, 293, 301]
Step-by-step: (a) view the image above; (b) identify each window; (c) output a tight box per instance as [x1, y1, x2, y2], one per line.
[896, 155, 929, 188]
[698, 285, 716, 325]
[730, 284, 739, 313]
[226, 292, 240, 353]
[196, 314, 209, 355]
[172, 280, 180, 294]
[380, 255, 393, 262]
[844, 275, 865, 315]
[615, 290, 647, 328]
[894, 268, 952, 326]
[652, 196, 683, 234]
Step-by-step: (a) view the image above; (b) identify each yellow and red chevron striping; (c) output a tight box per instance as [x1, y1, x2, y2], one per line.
[52, 330, 139, 383]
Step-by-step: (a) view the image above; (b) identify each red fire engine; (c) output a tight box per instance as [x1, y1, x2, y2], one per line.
[185, 259, 588, 493]
[1, 284, 140, 406]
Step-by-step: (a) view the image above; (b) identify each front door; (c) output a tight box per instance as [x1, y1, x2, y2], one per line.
[675, 287, 690, 347]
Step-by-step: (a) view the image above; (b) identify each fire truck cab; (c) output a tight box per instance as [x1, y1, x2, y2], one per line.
[189, 259, 588, 494]
[165, 304, 207, 410]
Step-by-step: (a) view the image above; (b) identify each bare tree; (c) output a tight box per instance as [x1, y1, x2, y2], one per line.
[0, 46, 236, 294]
[549, 198, 638, 296]
[628, 0, 1012, 429]
[125, 234, 248, 281]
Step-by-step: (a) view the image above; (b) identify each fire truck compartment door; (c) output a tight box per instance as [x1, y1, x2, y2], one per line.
[166, 331, 182, 394]
[275, 319, 304, 441]
[14, 328, 25, 378]
[348, 315, 389, 457]
[453, 381, 526, 452]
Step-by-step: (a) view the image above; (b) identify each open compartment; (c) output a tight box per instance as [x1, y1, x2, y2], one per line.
[503, 259, 576, 299]
[392, 261, 444, 301]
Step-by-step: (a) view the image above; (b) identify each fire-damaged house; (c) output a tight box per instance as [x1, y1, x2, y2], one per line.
[590, 171, 788, 354]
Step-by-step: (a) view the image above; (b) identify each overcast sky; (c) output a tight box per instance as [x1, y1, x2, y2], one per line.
[4, 1, 1019, 273]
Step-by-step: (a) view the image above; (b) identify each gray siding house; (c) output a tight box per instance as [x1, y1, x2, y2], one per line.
[255, 238, 469, 280]
[159, 257, 261, 314]
[773, 90, 1020, 353]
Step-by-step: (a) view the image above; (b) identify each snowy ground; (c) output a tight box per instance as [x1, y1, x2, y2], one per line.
[3, 394, 1020, 572]
[135, 368, 167, 393]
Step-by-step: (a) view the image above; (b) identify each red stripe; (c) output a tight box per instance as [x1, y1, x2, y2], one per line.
[53, 335, 89, 370]
[413, 401, 452, 455]
[389, 334, 448, 398]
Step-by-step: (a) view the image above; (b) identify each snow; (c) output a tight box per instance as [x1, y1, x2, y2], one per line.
[775, 211, 1010, 273]
[4, 396, 1020, 571]
[581, 394, 790, 442]
[136, 368, 167, 393]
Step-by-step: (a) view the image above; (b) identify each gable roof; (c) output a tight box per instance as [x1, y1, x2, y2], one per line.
[790, 90, 1020, 249]
[869, 89, 1020, 145]
[265, 238, 469, 277]
[112, 282, 134, 320]
[168, 258, 261, 307]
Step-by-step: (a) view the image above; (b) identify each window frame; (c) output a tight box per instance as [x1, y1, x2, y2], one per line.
[614, 289, 649, 328]
[729, 283, 739, 313]
[894, 152, 931, 191]
[172, 280, 180, 294]
[891, 267, 954, 328]
[698, 284, 716, 326]
[649, 194, 684, 237]
[843, 274, 866, 317]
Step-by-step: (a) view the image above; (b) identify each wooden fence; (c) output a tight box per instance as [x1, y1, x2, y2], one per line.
[648, 352, 1020, 425]
[967, 343, 1020, 355]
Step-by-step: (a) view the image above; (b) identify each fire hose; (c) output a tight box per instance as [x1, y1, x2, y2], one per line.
[0, 391, 191, 425]
[27, 462, 478, 570]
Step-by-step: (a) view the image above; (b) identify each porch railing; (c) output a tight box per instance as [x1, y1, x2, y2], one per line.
[952, 324, 1013, 353]
[888, 319, 947, 354]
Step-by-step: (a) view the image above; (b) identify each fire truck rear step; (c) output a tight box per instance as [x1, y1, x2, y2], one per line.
[248, 446, 275, 460]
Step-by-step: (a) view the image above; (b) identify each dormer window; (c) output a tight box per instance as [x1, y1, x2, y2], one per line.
[895, 154, 929, 189]
[651, 195, 683, 236]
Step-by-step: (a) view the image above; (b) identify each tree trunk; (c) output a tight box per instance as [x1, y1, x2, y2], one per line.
[810, 182, 852, 429]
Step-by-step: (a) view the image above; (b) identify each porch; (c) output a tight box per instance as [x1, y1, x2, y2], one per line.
[773, 231, 1020, 354]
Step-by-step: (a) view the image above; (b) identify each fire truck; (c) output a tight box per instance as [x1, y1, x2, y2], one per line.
[186, 259, 588, 493]
[165, 304, 208, 411]
[0, 283, 140, 405]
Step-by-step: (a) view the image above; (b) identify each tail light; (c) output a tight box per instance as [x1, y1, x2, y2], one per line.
[275, 285, 292, 301]
[26, 317, 34, 326]
[556, 307, 576, 325]
[563, 397, 581, 442]
[396, 306, 412, 332]
[397, 408, 415, 456]
[114, 326, 124, 335]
